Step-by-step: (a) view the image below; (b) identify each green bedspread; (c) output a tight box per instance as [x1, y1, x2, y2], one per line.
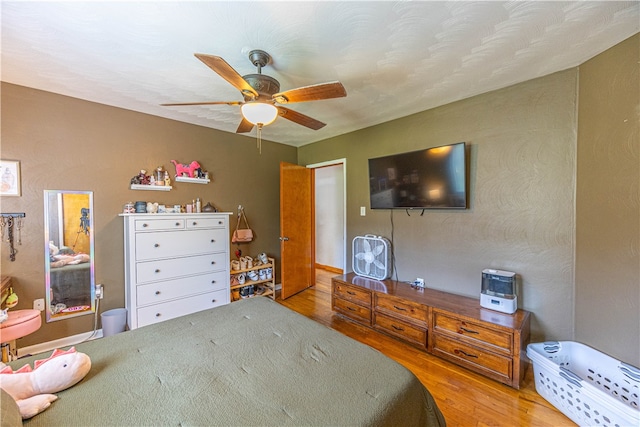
[15, 297, 445, 426]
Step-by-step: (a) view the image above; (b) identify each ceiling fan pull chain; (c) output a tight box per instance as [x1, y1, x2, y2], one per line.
[257, 123, 263, 154]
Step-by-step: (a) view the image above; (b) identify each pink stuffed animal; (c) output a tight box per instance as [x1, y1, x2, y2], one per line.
[0, 347, 91, 419]
[171, 160, 201, 178]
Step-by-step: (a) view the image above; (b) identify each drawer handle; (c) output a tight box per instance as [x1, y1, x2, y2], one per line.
[192, 222, 197, 226]
[175, 222, 180, 226]
[218, 221, 222, 224]
[211, 299, 217, 303]
[211, 239, 215, 243]
[347, 306, 356, 311]
[347, 291, 356, 295]
[393, 305, 407, 312]
[454, 349, 478, 358]
[211, 280, 216, 284]
[154, 243, 160, 248]
[155, 313, 161, 317]
[155, 291, 161, 295]
[142, 223, 149, 228]
[211, 261, 215, 265]
[155, 269, 160, 273]
[459, 326, 479, 334]
[391, 324, 405, 331]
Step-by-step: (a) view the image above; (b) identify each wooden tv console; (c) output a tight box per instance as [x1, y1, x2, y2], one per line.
[331, 272, 531, 389]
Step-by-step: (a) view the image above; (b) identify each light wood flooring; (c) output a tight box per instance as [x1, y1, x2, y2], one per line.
[277, 269, 575, 427]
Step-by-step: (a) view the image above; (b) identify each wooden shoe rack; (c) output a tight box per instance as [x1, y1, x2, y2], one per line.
[230, 257, 276, 301]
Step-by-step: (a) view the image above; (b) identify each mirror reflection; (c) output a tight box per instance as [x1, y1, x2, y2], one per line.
[44, 190, 95, 322]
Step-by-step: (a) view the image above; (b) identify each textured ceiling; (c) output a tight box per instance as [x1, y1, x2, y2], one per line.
[2, 1, 638, 147]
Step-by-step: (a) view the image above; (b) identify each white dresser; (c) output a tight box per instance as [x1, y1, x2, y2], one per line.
[121, 213, 232, 329]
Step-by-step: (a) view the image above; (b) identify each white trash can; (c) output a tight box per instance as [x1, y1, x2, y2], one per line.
[101, 308, 127, 337]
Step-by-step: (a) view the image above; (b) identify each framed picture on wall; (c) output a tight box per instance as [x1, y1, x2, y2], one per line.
[0, 160, 21, 197]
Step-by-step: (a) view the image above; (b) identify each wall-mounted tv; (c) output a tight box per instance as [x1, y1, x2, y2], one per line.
[368, 142, 467, 209]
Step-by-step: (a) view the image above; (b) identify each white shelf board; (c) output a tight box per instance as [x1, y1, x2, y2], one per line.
[175, 176, 210, 184]
[130, 184, 172, 191]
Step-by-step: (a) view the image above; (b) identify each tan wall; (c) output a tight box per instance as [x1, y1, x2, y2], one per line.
[0, 83, 296, 346]
[300, 69, 578, 346]
[575, 34, 639, 364]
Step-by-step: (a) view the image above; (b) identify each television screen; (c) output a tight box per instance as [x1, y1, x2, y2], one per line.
[368, 142, 467, 209]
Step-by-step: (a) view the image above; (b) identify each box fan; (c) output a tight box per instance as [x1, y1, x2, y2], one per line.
[352, 235, 392, 280]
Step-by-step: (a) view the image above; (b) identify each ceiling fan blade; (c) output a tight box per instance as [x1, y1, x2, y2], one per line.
[194, 53, 259, 98]
[236, 117, 254, 134]
[277, 106, 326, 130]
[161, 101, 242, 106]
[273, 81, 346, 104]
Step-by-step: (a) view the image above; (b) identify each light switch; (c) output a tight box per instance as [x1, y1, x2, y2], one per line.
[360, 206, 366, 216]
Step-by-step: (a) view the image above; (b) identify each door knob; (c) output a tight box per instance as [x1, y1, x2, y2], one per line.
[279, 236, 289, 241]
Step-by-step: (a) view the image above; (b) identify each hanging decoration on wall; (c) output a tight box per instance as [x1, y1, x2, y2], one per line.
[0, 213, 25, 261]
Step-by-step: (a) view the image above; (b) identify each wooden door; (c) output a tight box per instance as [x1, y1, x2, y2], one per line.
[280, 162, 315, 299]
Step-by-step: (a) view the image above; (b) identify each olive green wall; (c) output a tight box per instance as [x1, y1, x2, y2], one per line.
[299, 69, 578, 348]
[0, 83, 296, 346]
[575, 34, 639, 364]
[299, 35, 639, 365]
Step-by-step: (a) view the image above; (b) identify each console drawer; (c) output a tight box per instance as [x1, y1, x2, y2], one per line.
[333, 297, 371, 325]
[374, 312, 426, 348]
[333, 282, 371, 306]
[433, 310, 512, 354]
[432, 333, 512, 384]
[375, 294, 428, 327]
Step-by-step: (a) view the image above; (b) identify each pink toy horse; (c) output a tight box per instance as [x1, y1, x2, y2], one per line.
[171, 160, 201, 178]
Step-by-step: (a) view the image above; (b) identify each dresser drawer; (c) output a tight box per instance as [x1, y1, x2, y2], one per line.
[431, 334, 512, 384]
[186, 217, 227, 229]
[333, 282, 371, 306]
[374, 312, 427, 348]
[136, 253, 226, 284]
[136, 289, 228, 328]
[136, 271, 228, 305]
[375, 294, 428, 327]
[135, 228, 227, 260]
[333, 297, 371, 325]
[433, 310, 512, 354]
[135, 218, 185, 231]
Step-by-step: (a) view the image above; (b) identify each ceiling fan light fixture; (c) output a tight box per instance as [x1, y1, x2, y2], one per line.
[241, 102, 278, 126]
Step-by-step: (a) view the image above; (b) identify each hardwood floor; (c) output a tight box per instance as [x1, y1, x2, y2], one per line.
[277, 269, 575, 427]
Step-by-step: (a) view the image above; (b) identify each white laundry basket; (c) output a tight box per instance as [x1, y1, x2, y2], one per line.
[527, 341, 639, 427]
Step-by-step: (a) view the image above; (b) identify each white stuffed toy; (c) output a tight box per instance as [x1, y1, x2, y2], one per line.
[0, 347, 91, 419]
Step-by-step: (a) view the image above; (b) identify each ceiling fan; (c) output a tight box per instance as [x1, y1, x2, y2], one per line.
[162, 49, 347, 134]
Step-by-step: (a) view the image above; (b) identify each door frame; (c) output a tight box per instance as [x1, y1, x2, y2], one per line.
[306, 158, 347, 273]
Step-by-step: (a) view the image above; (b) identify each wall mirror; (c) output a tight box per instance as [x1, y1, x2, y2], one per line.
[44, 190, 95, 322]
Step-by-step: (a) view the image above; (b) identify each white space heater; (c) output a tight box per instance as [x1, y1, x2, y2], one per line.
[352, 234, 392, 280]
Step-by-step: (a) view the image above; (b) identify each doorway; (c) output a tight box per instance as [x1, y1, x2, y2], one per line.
[309, 159, 346, 274]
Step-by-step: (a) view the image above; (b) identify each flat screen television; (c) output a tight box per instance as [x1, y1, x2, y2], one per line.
[368, 142, 467, 209]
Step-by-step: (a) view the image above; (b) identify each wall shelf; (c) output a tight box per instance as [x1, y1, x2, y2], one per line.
[175, 176, 210, 184]
[130, 184, 172, 191]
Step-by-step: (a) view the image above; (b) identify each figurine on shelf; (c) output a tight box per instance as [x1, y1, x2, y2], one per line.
[164, 171, 171, 186]
[171, 160, 201, 178]
[130, 170, 151, 185]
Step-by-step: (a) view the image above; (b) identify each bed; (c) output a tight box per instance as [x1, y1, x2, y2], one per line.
[7, 297, 445, 426]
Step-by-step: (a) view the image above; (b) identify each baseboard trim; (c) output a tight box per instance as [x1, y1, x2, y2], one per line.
[315, 264, 343, 274]
[18, 330, 103, 358]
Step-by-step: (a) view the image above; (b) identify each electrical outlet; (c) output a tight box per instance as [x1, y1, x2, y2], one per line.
[96, 284, 104, 299]
[415, 278, 425, 288]
[33, 298, 45, 311]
